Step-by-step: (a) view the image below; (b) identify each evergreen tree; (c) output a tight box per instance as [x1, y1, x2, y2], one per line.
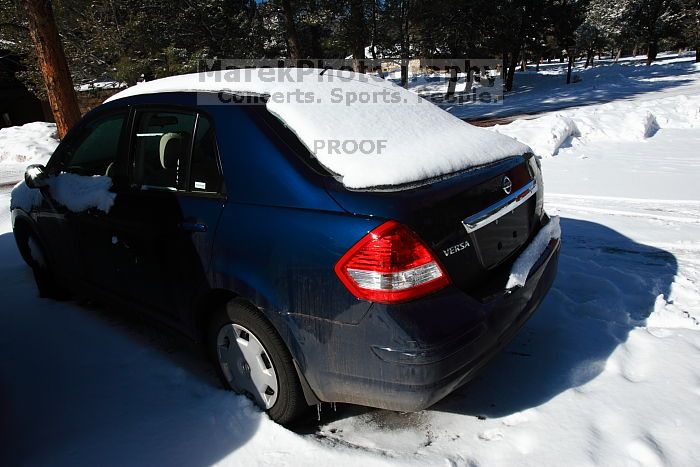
[624, 0, 685, 64]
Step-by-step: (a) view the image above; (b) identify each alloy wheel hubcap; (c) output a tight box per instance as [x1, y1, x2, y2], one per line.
[216, 323, 278, 409]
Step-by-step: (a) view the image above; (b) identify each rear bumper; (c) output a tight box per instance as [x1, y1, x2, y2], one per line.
[289, 235, 561, 412]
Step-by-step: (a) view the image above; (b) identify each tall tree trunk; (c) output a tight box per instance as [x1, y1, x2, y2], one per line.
[22, 0, 80, 139]
[646, 41, 658, 66]
[584, 49, 593, 68]
[350, 0, 366, 72]
[615, 48, 622, 63]
[309, 24, 323, 58]
[520, 49, 526, 72]
[281, 0, 302, 59]
[399, 0, 409, 87]
[566, 52, 574, 84]
[505, 46, 519, 92]
[370, 0, 378, 60]
[502, 51, 508, 83]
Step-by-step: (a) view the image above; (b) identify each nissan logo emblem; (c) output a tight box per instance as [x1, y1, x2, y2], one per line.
[502, 176, 513, 195]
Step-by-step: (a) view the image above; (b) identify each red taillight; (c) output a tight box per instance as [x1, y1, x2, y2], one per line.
[334, 220, 451, 304]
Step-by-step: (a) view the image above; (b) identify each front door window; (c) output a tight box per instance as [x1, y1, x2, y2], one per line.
[60, 112, 126, 177]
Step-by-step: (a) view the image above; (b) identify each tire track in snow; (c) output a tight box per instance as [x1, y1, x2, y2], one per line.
[312, 431, 401, 460]
[548, 193, 700, 206]
[546, 202, 700, 225]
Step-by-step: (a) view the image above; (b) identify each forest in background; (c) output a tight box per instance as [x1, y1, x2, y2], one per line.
[1, 0, 698, 97]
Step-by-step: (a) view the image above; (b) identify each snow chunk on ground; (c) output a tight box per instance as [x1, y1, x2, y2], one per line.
[647, 292, 700, 329]
[574, 109, 659, 141]
[506, 216, 561, 289]
[493, 116, 578, 157]
[107, 69, 530, 189]
[10, 174, 116, 214]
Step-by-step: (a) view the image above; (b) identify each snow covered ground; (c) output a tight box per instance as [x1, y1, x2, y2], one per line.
[429, 52, 700, 120]
[309, 97, 700, 466]
[0, 122, 58, 186]
[1, 56, 700, 466]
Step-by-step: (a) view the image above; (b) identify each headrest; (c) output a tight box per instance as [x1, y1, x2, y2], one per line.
[159, 132, 185, 169]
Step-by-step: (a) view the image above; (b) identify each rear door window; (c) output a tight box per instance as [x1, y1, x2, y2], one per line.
[132, 110, 196, 191]
[131, 109, 223, 194]
[188, 115, 223, 193]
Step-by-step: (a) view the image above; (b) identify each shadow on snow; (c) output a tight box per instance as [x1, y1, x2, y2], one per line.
[433, 217, 677, 417]
[448, 56, 698, 119]
[302, 217, 677, 428]
[0, 232, 259, 467]
[0, 216, 679, 452]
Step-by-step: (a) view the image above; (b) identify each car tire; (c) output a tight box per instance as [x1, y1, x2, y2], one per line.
[15, 227, 69, 300]
[208, 298, 308, 425]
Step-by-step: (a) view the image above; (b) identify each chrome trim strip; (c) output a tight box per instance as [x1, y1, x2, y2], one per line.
[462, 180, 538, 234]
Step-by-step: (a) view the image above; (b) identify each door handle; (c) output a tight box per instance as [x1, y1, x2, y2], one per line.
[179, 222, 207, 232]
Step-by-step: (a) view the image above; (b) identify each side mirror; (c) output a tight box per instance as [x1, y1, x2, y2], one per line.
[25, 164, 49, 189]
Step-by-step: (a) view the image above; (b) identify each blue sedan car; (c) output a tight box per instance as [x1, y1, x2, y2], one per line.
[11, 70, 560, 424]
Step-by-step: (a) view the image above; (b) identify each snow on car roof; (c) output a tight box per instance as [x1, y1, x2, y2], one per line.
[106, 68, 530, 189]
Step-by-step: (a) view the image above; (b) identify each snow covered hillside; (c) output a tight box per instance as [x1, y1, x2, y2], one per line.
[1, 58, 700, 466]
[428, 52, 700, 120]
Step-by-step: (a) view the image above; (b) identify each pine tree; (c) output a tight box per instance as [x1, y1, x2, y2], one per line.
[624, 0, 685, 64]
[22, 0, 80, 137]
[577, 0, 626, 66]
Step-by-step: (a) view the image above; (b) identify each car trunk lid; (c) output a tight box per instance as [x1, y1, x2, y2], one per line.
[324, 154, 544, 296]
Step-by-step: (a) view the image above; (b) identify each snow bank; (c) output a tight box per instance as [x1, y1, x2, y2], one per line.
[0, 122, 58, 165]
[10, 174, 116, 213]
[492, 94, 699, 157]
[506, 216, 561, 289]
[573, 109, 659, 141]
[107, 69, 529, 189]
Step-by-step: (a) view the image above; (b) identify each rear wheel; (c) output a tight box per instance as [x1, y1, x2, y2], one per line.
[208, 299, 308, 424]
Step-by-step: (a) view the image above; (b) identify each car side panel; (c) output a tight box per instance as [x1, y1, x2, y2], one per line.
[212, 203, 378, 322]
[211, 203, 382, 371]
[205, 105, 343, 212]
